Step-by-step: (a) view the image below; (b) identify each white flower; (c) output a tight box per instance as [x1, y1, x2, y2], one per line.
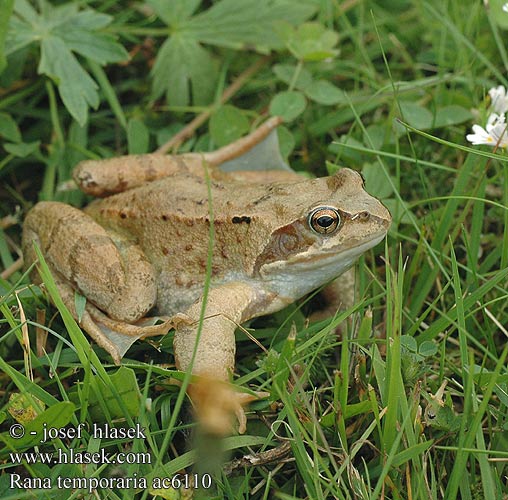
[488, 85, 508, 114]
[503, 2, 508, 13]
[466, 113, 508, 148]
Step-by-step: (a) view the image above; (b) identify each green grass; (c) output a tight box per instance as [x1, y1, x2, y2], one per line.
[1, 0, 508, 499]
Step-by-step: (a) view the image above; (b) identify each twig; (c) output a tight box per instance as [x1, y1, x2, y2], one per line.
[339, 0, 362, 14]
[223, 440, 292, 475]
[155, 55, 271, 154]
[1, 256, 23, 280]
[1, 214, 18, 230]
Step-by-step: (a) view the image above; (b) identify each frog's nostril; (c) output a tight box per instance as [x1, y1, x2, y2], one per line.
[352, 211, 370, 222]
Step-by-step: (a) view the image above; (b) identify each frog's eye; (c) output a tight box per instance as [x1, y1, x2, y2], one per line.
[308, 206, 341, 235]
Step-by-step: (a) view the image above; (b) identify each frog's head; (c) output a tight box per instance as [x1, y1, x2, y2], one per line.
[253, 168, 391, 301]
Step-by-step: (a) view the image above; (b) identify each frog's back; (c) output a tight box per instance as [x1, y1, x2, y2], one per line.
[84, 173, 292, 314]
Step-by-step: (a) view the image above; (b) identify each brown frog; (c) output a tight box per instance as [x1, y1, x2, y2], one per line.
[22, 118, 391, 434]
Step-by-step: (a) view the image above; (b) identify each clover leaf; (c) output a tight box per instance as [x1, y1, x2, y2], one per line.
[277, 21, 339, 62]
[5, 0, 128, 125]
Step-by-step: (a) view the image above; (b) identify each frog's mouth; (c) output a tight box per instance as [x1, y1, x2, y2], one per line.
[287, 230, 387, 268]
[259, 230, 387, 301]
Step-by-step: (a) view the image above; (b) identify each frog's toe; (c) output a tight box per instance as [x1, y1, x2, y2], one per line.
[79, 310, 172, 363]
[85, 306, 173, 360]
[233, 391, 270, 434]
[188, 377, 268, 435]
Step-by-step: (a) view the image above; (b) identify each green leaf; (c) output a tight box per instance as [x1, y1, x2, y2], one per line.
[4, 15, 36, 56]
[13, 0, 38, 23]
[277, 125, 295, 158]
[400, 334, 417, 353]
[269, 90, 307, 121]
[344, 400, 373, 420]
[5, 1, 128, 125]
[185, 0, 316, 52]
[87, 366, 141, 421]
[59, 9, 112, 30]
[3, 140, 40, 157]
[0, 112, 21, 142]
[278, 21, 340, 61]
[50, 9, 127, 63]
[273, 63, 313, 90]
[209, 105, 250, 147]
[418, 341, 438, 357]
[397, 101, 433, 130]
[0, 0, 14, 73]
[0, 402, 75, 453]
[361, 162, 394, 198]
[57, 29, 128, 65]
[74, 291, 86, 323]
[151, 34, 217, 106]
[147, 0, 201, 27]
[363, 124, 388, 150]
[328, 136, 365, 164]
[383, 198, 412, 225]
[127, 118, 150, 154]
[304, 79, 346, 105]
[39, 35, 98, 125]
[489, 0, 508, 29]
[433, 105, 473, 128]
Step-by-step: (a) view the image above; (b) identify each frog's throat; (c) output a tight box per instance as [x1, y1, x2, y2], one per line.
[258, 231, 387, 303]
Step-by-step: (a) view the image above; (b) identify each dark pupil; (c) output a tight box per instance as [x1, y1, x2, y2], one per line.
[317, 215, 334, 227]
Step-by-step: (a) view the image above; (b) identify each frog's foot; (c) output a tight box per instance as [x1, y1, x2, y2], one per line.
[85, 305, 173, 363]
[188, 376, 269, 435]
[48, 270, 172, 363]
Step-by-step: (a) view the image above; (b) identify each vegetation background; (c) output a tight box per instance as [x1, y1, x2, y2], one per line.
[0, 0, 507, 498]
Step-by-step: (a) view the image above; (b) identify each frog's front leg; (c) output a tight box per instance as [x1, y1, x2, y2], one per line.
[173, 282, 269, 435]
[22, 201, 165, 362]
[310, 267, 357, 321]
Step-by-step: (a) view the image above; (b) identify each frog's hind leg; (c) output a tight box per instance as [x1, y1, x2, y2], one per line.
[74, 117, 285, 197]
[198, 116, 284, 166]
[49, 270, 129, 363]
[32, 268, 168, 363]
[23, 201, 165, 362]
